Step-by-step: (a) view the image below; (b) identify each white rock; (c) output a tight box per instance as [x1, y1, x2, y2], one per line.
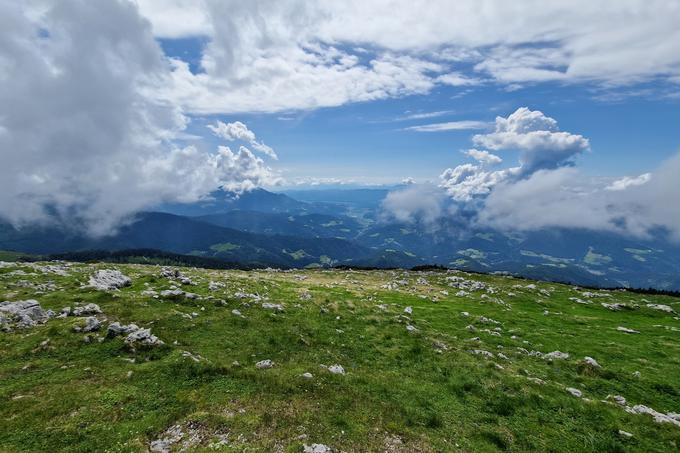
[617, 326, 639, 334]
[328, 364, 345, 375]
[618, 430, 633, 438]
[72, 303, 102, 316]
[81, 316, 101, 332]
[124, 327, 163, 347]
[544, 351, 570, 360]
[629, 405, 680, 427]
[301, 372, 313, 379]
[303, 444, 332, 453]
[583, 356, 601, 368]
[0, 300, 53, 328]
[256, 359, 273, 369]
[646, 304, 674, 313]
[262, 302, 284, 311]
[566, 387, 582, 398]
[107, 322, 140, 338]
[403, 306, 413, 315]
[88, 270, 131, 291]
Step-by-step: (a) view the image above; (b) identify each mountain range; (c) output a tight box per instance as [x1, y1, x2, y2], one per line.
[2, 188, 679, 290]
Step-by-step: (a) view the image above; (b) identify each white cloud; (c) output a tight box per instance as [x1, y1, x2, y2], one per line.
[472, 107, 589, 175]
[440, 165, 516, 202]
[404, 121, 489, 132]
[207, 120, 277, 159]
[439, 107, 587, 200]
[605, 173, 652, 191]
[478, 156, 680, 240]
[0, 0, 276, 235]
[436, 72, 481, 87]
[396, 110, 454, 121]
[381, 184, 449, 226]
[464, 149, 502, 165]
[134, 1, 680, 114]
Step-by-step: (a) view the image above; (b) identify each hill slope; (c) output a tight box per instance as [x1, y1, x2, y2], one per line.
[0, 212, 373, 268]
[1, 262, 679, 451]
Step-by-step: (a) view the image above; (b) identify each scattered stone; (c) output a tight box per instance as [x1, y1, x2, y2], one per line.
[107, 322, 140, 338]
[208, 281, 225, 291]
[406, 324, 417, 332]
[544, 351, 570, 360]
[79, 316, 101, 333]
[149, 424, 185, 453]
[602, 302, 629, 311]
[256, 359, 273, 369]
[432, 340, 449, 352]
[303, 444, 332, 453]
[403, 306, 412, 315]
[301, 372, 313, 379]
[566, 387, 583, 398]
[262, 302, 284, 311]
[470, 349, 494, 358]
[88, 269, 131, 290]
[628, 405, 680, 427]
[124, 327, 163, 347]
[618, 430, 633, 439]
[607, 395, 627, 406]
[527, 377, 546, 385]
[231, 309, 243, 317]
[583, 356, 601, 368]
[0, 300, 54, 329]
[646, 303, 674, 313]
[617, 326, 640, 334]
[72, 303, 102, 316]
[328, 364, 345, 375]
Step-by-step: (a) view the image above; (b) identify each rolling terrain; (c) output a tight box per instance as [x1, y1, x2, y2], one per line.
[2, 188, 680, 290]
[1, 261, 679, 451]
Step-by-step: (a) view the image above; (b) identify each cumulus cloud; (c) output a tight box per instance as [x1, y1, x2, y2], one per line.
[134, 0, 680, 114]
[0, 0, 276, 235]
[207, 121, 277, 159]
[439, 107, 587, 201]
[472, 107, 590, 175]
[464, 149, 502, 165]
[409, 107, 680, 240]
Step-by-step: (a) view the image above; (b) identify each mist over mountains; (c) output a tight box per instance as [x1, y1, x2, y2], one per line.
[2, 187, 679, 290]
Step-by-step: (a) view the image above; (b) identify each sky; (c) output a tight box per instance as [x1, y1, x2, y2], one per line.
[1, 0, 680, 236]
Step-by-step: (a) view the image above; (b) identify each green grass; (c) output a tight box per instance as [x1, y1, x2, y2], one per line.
[0, 250, 33, 262]
[1, 262, 679, 452]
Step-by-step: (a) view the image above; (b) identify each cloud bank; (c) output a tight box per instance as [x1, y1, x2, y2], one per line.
[384, 107, 680, 240]
[135, 0, 680, 114]
[0, 1, 277, 235]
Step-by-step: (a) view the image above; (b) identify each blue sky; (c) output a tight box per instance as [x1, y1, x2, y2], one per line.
[159, 31, 680, 186]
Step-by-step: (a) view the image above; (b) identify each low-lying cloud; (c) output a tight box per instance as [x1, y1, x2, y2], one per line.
[0, 1, 277, 236]
[384, 107, 680, 241]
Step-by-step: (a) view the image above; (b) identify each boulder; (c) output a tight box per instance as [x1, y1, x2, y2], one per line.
[89, 270, 131, 291]
[0, 300, 53, 328]
[72, 303, 102, 316]
[256, 359, 273, 369]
